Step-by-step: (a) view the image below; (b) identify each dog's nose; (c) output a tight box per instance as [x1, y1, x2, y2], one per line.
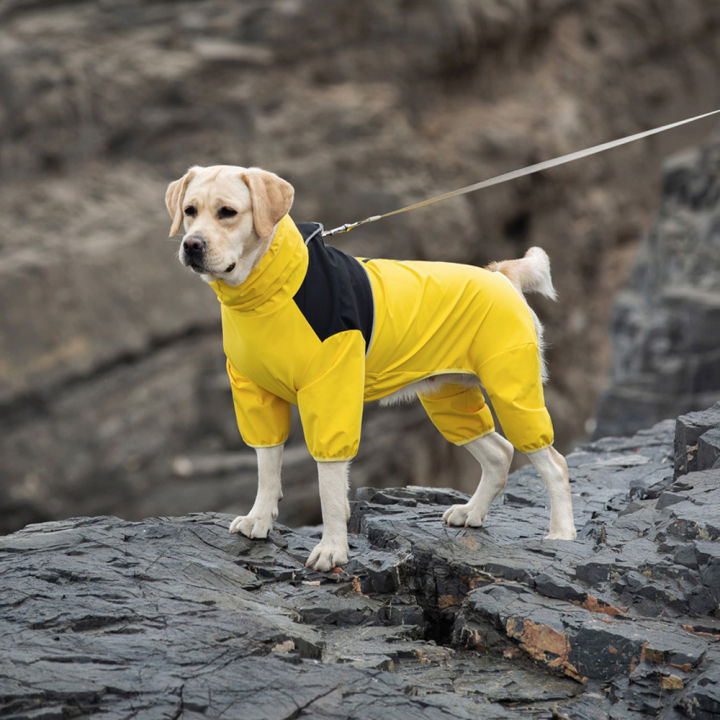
[183, 235, 206, 255]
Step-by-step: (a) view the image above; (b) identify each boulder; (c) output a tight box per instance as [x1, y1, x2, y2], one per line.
[674, 402, 720, 476]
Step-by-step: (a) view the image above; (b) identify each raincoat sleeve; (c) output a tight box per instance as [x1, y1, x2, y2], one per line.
[296, 330, 365, 461]
[227, 359, 291, 448]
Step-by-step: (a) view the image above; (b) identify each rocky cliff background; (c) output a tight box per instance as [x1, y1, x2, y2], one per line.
[595, 133, 720, 437]
[1, 0, 720, 533]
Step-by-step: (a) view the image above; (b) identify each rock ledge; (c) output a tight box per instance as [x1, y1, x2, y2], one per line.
[2, 405, 720, 719]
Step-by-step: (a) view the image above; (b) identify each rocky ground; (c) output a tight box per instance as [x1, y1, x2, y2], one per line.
[2, 404, 719, 719]
[2, 0, 720, 533]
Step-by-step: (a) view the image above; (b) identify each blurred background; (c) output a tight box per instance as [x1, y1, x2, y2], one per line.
[1, 0, 719, 534]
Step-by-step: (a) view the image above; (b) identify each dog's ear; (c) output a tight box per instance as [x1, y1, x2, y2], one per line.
[165, 168, 197, 237]
[241, 169, 294, 238]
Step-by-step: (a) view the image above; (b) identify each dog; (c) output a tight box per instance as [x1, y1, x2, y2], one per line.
[165, 165, 577, 571]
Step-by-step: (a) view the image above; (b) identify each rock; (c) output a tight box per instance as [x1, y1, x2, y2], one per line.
[674, 402, 720, 476]
[596, 137, 720, 438]
[3, 404, 720, 718]
[2, 0, 720, 533]
[699, 428, 720, 471]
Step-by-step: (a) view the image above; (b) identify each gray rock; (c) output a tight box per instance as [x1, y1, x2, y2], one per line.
[674, 402, 720, 476]
[596, 137, 720, 438]
[698, 426, 720, 472]
[3, 405, 720, 718]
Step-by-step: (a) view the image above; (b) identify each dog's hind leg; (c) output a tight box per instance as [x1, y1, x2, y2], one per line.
[525, 446, 577, 540]
[229, 444, 284, 539]
[443, 432, 514, 527]
[417, 382, 511, 527]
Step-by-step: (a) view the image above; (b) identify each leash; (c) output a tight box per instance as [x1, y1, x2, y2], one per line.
[322, 108, 720, 238]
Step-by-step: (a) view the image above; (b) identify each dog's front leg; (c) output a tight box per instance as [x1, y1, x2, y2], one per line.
[306, 460, 350, 572]
[229, 445, 283, 539]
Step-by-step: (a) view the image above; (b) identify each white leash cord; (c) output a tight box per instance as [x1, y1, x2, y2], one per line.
[322, 108, 720, 238]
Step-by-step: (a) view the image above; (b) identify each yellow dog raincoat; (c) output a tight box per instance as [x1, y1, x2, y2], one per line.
[210, 216, 554, 460]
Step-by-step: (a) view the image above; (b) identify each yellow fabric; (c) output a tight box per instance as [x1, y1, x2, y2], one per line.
[477, 343, 553, 452]
[418, 383, 495, 445]
[361, 256, 553, 451]
[211, 215, 554, 459]
[296, 331, 365, 461]
[226, 360, 291, 447]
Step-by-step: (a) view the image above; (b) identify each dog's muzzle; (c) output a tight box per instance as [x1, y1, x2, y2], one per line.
[181, 235, 207, 272]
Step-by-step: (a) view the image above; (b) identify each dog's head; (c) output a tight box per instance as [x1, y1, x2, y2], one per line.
[165, 165, 294, 285]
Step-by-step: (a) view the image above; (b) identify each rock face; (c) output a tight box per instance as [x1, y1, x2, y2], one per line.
[675, 404, 720, 477]
[3, 405, 720, 719]
[595, 134, 720, 437]
[2, 0, 720, 533]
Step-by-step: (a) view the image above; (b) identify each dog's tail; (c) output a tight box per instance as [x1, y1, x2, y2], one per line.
[486, 246, 556, 382]
[486, 246, 557, 301]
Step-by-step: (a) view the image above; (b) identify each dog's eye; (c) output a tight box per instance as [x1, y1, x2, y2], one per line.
[184, 206, 197, 217]
[218, 206, 237, 219]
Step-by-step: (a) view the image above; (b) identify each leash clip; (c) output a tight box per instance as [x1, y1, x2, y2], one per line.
[322, 215, 382, 238]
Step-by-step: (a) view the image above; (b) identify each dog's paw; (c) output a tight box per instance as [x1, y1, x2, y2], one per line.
[305, 539, 349, 572]
[229, 513, 273, 539]
[443, 503, 486, 528]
